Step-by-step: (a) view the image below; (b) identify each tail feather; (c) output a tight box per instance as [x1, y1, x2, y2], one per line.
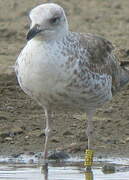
[120, 67, 129, 87]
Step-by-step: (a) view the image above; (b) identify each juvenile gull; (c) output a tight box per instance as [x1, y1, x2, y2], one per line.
[15, 3, 129, 170]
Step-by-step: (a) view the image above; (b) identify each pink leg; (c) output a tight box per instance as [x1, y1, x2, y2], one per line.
[86, 112, 94, 150]
[42, 108, 51, 173]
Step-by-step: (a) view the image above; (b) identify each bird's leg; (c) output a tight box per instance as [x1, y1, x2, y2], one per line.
[41, 107, 52, 173]
[84, 112, 94, 172]
[87, 113, 94, 150]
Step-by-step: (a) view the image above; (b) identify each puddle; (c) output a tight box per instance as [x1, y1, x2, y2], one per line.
[0, 156, 129, 180]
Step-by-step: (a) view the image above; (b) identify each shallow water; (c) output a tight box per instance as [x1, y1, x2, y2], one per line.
[0, 156, 129, 180]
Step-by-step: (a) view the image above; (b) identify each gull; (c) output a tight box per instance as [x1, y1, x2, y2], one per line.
[15, 3, 129, 170]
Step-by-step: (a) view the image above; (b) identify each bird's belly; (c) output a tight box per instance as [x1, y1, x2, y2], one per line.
[35, 84, 112, 113]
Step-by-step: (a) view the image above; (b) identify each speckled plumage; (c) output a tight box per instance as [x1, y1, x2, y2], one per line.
[15, 31, 129, 113]
[15, 3, 129, 168]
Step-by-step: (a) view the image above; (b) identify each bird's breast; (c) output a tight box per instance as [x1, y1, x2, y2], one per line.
[16, 40, 70, 100]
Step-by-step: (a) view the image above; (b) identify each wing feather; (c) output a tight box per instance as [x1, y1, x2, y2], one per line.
[77, 33, 122, 92]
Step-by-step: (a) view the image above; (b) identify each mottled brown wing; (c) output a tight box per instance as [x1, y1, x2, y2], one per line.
[78, 33, 122, 93]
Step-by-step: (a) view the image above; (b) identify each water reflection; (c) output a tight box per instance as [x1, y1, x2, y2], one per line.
[85, 170, 93, 180]
[41, 166, 94, 180]
[1, 157, 129, 180]
[41, 165, 48, 180]
[43, 171, 48, 180]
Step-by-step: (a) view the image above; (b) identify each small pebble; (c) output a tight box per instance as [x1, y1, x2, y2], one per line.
[28, 159, 34, 164]
[5, 137, 13, 141]
[102, 164, 116, 174]
[48, 150, 70, 160]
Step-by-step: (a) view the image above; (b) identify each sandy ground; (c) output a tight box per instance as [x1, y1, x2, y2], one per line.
[0, 0, 129, 158]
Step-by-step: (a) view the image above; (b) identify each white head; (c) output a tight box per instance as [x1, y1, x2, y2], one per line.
[27, 3, 69, 41]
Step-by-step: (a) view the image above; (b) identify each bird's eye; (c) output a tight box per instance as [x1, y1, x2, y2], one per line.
[49, 17, 60, 25]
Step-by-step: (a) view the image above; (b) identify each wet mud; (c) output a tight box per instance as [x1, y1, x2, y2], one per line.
[0, 0, 129, 159]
